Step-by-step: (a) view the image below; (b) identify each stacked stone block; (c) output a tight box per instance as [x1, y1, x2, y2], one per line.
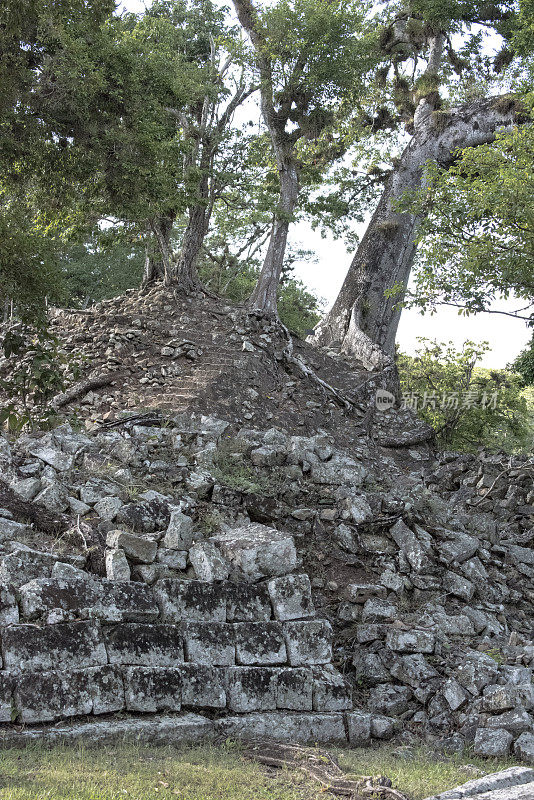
[0, 573, 353, 727]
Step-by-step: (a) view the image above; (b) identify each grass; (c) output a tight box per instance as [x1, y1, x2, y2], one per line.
[0, 742, 521, 800]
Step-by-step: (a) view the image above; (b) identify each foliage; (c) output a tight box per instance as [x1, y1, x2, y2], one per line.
[511, 333, 534, 386]
[398, 120, 534, 322]
[398, 338, 534, 453]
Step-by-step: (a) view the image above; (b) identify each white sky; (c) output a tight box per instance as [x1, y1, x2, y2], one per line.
[119, 0, 532, 368]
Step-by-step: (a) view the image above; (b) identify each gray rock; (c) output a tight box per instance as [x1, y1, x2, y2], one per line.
[455, 652, 499, 696]
[156, 547, 187, 571]
[310, 454, 367, 487]
[277, 668, 313, 710]
[0, 585, 19, 625]
[1, 620, 107, 674]
[189, 541, 230, 581]
[423, 766, 534, 800]
[442, 678, 468, 711]
[514, 732, 534, 765]
[353, 651, 391, 685]
[226, 583, 272, 622]
[389, 653, 438, 689]
[106, 530, 157, 564]
[104, 623, 184, 666]
[217, 711, 347, 744]
[52, 562, 87, 580]
[34, 483, 69, 513]
[508, 545, 534, 566]
[438, 533, 479, 564]
[180, 664, 226, 708]
[155, 580, 226, 623]
[105, 549, 131, 581]
[0, 517, 30, 541]
[483, 684, 534, 713]
[443, 571, 475, 602]
[9, 477, 41, 501]
[473, 727, 514, 757]
[0, 673, 14, 722]
[370, 715, 395, 739]
[235, 622, 286, 665]
[312, 665, 352, 711]
[163, 511, 195, 550]
[123, 666, 181, 712]
[0, 548, 57, 586]
[210, 523, 297, 581]
[389, 519, 432, 573]
[94, 496, 123, 521]
[182, 622, 236, 665]
[368, 684, 412, 716]
[267, 574, 314, 621]
[283, 620, 332, 666]
[28, 444, 73, 472]
[486, 707, 533, 735]
[344, 583, 386, 604]
[227, 667, 277, 712]
[345, 711, 372, 746]
[361, 598, 397, 623]
[386, 628, 435, 653]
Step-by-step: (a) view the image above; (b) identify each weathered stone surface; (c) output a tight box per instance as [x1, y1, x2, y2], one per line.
[226, 583, 272, 622]
[1, 620, 107, 673]
[106, 530, 157, 564]
[386, 628, 435, 654]
[123, 666, 182, 712]
[312, 665, 352, 712]
[1, 713, 214, 748]
[15, 665, 124, 723]
[0, 517, 30, 541]
[346, 711, 372, 746]
[276, 668, 313, 711]
[216, 712, 347, 744]
[361, 598, 397, 623]
[163, 511, 194, 550]
[180, 664, 226, 708]
[182, 622, 235, 665]
[0, 673, 14, 723]
[227, 666, 277, 712]
[389, 653, 438, 689]
[94, 496, 123, 521]
[368, 684, 412, 716]
[0, 585, 19, 625]
[423, 767, 534, 800]
[267, 574, 314, 621]
[28, 444, 73, 472]
[443, 571, 474, 602]
[486, 707, 533, 735]
[283, 620, 332, 666]
[514, 733, 534, 765]
[474, 727, 514, 757]
[390, 519, 432, 573]
[344, 583, 386, 604]
[209, 524, 297, 581]
[103, 623, 184, 666]
[438, 533, 479, 564]
[19, 578, 158, 623]
[155, 580, 226, 622]
[156, 547, 187, 571]
[310, 454, 367, 487]
[442, 678, 468, 711]
[455, 652, 499, 696]
[235, 622, 286, 665]
[9, 477, 41, 501]
[0, 548, 57, 587]
[369, 715, 395, 740]
[483, 684, 534, 713]
[189, 541, 229, 581]
[105, 549, 131, 581]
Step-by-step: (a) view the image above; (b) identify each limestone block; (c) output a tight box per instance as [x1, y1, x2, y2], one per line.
[94, 496, 123, 522]
[389, 519, 432, 573]
[312, 665, 352, 712]
[182, 622, 235, 665]
[217, 712, 347, 744]
[487, 707, 533, 735]
[310, 454, 367, 487]
[0, 585, 19, 626]
[368, 684, 412, 716]
[443, 571, 475, 602]
[455, 652, 499, 695]
[361, 598, 397, 623]
[283, 620, 332, 666]
[189, 541, 230, 581]
[0, 517, 30, 541]
[123, 666, 182, 713]
[155, 580, 226, 623]
[9, 477, 41, 501]
[276, 668, 313, 711]
[0, 548, 57, 587]
[226, 583, 272, 622]
[163, 511, 194, 550]
[388, 653, 438, 688]
[0, 673, 14, 722]
[105, 549, 131, 581]
[103, 623, 184, 666]
[19, 578, 158, 623]
[267, 574, 314, 621]
[15, 665, 124, 723]
[514, 732, 534, 765]
[442, 678, 468, 711]
[156, 548, 187, 571]
[28, 444, 73, 471]
[474, 727, 514, 757]
[234, 622, 287, 665]
[483, 684, 534, 713]
[106, 530, 157, 564]
[386, 628, 435, 654]
[227, 666, 277, 712]
[438, 533, 479, 563]
[345, 711, 372, 746]
[209, 523, 297, 581]
[370, 715, 395, 740]
[34, 483, 69, 513]
[180, 664, 226, 708]
[1, 620, 107, 673]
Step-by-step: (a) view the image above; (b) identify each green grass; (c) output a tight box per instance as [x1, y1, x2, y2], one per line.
[0, 742, 521, 800]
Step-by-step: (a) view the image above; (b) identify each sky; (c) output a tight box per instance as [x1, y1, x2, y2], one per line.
[118, 0, 532, 368]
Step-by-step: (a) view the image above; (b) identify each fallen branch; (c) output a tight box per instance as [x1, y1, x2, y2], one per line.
[50, 371, 124, 411]
[242, 741, 408, 800]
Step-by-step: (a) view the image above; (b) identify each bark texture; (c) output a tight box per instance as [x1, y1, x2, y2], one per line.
[311, 96, 522, 367]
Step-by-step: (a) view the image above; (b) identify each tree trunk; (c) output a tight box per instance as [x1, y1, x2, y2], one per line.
[170, 170, 210, 292]
[142, 214, 175, 286]
[249, 157, 299, 314]
[311, 96, 523, 367]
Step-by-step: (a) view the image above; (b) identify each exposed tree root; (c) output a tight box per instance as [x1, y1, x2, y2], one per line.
[50, 371, 125, 411]
[242, 741, 408, 800]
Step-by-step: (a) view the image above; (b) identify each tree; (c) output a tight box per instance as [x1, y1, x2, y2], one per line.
[512, 334, 534, 386]
[311, 1, 526, 368]
[398, 338, 534, 453]
[231, 0, 376, 316]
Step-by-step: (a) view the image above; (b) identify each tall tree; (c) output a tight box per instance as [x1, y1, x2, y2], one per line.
[311, 1, 525, 367]
[231, 0, 376, 316]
